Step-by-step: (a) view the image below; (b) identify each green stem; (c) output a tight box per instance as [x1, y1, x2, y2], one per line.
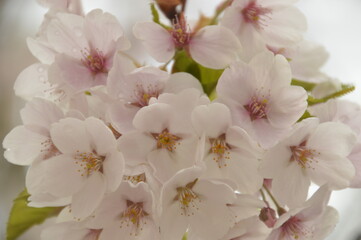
[262, 184, 286, 216]
[209, 0, 232, 25]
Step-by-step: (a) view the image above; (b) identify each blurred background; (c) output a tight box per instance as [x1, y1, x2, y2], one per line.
[0, 0, 361, 239]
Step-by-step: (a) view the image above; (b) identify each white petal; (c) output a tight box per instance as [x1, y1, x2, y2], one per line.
[309, 153, 355, 189]
[43, 154, 85, 197]
[27, 37, 56, 64]
[118, 131, 156, 165]
[14, 63, 51, 101]
[47, 12, 87, 58]
[267, 85, 307, 128]
[108, 101, 138, 134]
[164, 72, 203, 94]
[191, 103, 231, 138]
[50, 118, 92, 154]
[21, 98, 64, 130]
[102, 150, 124, 192]
[272, 162, 310, 208]
[308, 122, 357, 157]
[133, 103, 173, 133]
[3, 126, 47, 166]
[84, 9, 127, 52]
[189, 26, 241, 69]
[85, 117, 116, 156]
[71, 171, 106, 219]
[133, 22, 175, 63]
[160, 202, 188, 240]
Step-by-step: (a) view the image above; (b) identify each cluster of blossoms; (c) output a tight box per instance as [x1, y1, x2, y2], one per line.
[3, 0, 361, 239]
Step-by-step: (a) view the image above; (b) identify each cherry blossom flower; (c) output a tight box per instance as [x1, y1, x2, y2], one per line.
[309, 99, 361, 188]
[260, 118, 357, 207]
[118, 88, 209, 182]
[89, 182, 159, 240]
[3, 98, 64, 165]
[266, 185, 338, 240]
[108, 65, 202, 134]
[133, 15, 241, 69]
[160, 167, 236, 240]
[191, 103, 263, 193]
[29, 117, 124, 218]
[217, 51, 308, 148]
[46, 9, 130, 92]
[41, 222, 102, 240]
[221, 0, 307, 60]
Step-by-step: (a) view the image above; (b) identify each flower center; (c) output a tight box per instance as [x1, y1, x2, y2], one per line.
[131, 83, 161, 108]
[40, 138, 61, 160]
[244, 96, 268, 121]
[210, 135, 231, 168]
[281, 216, 312, 239]
[176, 179, 200, 216]
[170, 15, 191, 49]
[242, 0, 272, 28]
[74, 151, 104, 177]
[152, 129, 181, 152]
[121, 201, 149, 229]
[290, 141, 318, 169]
[123, 173, 147, 184]
[81, 48, 107, 74]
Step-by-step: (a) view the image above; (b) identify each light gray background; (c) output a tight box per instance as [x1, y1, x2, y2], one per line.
[1, 0, 361, 239]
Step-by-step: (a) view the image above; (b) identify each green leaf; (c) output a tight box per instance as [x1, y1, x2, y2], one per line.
[291, 79, 317, 92]
[7, 189, 61, 240]
[198, 64, 224, 96]
[307, 84, 355, 106]
[172, 51, 223, 96]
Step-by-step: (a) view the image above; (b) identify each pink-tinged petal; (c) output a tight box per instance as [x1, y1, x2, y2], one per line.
[299, 185, 331, 220]
[309, 153, 355, 189]
[3, 126, 48, 166]
[133, 22, 175, 62]
[21, 98, 64, 130]
[106, 53, 136, 97]
[217, 61, 256, 105]
[53, 54, 102, 91]
[220, 7, 243, 36]
[189, 25, 241, 69]
[312, 207, 338, 239]
[263, 6, 307, 47]
[191, 103, 231, 138]
[102, 150, 124, 192]
[47, 12, 88, 58]
[164, 72, 203, 94]
[14, 63, 51, 101]
[43, 154, 85, 197]
[267, 85, 307, 128]
[85, 117, 116, 155]
[272, 162, 310, 208]
[50, 118, 92, 154]
[108, 101, 138, 134]
[84, 9, 127, 52]
[118, 131, 156, 165]
[308, 122, 357, 157]
[27, 37, 56, 64]
[252, 119, 288, 148]
[71, 171, 106, 219]
[133, 103, 173, 133]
